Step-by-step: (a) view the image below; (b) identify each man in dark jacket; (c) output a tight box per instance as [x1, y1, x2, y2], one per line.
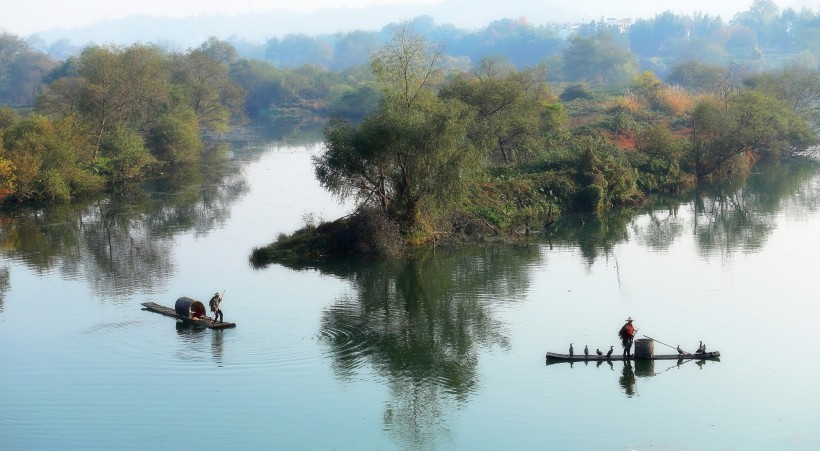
[209, 292, 223, 324]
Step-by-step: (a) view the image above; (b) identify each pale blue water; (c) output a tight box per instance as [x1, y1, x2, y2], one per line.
[1, 131, 819, 450]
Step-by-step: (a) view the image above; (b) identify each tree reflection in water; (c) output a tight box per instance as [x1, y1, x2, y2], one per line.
[311, 247, 539, 448]
[0, 143, 248, 302]
[0, 265, 8, 312]
[547, 158, 820, 264]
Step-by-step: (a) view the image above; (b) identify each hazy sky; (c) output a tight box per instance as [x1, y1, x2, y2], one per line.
[1, 0, 812, 36]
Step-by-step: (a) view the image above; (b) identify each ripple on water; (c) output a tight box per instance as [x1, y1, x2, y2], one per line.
[82, 319, 144, 335]
[317, 304, 375, 373]
[76, 313, 330, 381]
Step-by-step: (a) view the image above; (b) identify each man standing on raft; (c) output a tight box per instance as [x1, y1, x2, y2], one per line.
[619, 317, 637, 359]
[209, 292, 224, 324]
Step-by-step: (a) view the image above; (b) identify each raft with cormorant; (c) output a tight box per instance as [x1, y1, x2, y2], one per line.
[545, 351, 720, 363]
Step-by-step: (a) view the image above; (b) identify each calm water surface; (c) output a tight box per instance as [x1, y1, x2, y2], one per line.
[1, 129, 819, 450]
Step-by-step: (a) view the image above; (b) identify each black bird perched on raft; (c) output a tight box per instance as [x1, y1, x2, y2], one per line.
[677, 345, 685, 355]
[584, 345, 589, 358]
[569, 343, 574, 358]
[606, 345, 614, 359]
[696, 341, 704, 354]
[596, 348, 603, 357]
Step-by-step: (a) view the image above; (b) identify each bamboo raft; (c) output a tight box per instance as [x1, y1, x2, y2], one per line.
[141, 301, 236, 329]
[545, 351, 720, 362]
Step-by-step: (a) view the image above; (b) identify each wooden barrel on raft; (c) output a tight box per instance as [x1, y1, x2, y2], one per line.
[634, 338, 654, 359]
[175, 297, 206, 318]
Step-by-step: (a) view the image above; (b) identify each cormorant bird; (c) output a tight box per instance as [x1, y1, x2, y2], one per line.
[584, 345, 589, 358]
[596, 348, 603, 357]
[702, 342, 706, 353]
[677, 345, 685, 355]
[696, 341, 704, 354]
[569, 343, 574, 358]
[606, 345, 614, 359]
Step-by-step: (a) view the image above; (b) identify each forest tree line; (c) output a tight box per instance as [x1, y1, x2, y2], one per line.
[0, 0, 818, 210]
[0, 38, 244, 203]
[4, 0, 819, 107]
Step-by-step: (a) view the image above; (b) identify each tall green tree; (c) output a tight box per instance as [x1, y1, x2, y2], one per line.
[563, 32, 637, 85]
[629, 12, 688, 57]
[689, 90, 816, 177]
[370, 25, 444, 110]
[733, 0, 780, 46]
[315, 26, 478, 228]
[0, 32, 56, 106]
[170, 39, 246, 134]
[331, 31, 381, 71]
[744, 64, 820, 129]
[440, 58, 564, 164]
[37, 44, 170, 160]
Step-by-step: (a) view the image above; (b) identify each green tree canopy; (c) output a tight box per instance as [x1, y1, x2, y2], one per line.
[316, 27, 479, 229]
[562, 32, 637, 85]
[2, 114, 102, 202]
[440, 58, 564, 165]
[171, 39, 246, 134]
[37, 44, 171, 159]
[689, 89, 816, 177]
[744, 64, 820, 129]
[0, 32, 56, 106]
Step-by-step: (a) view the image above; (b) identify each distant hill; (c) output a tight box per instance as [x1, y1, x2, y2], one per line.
[24, 0, 670, 48]
[23, 0, 818, 50]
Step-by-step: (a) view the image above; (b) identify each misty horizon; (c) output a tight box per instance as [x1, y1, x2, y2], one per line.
[6, 0, 817, 46]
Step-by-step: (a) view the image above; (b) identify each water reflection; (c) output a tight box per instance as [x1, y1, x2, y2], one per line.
[544, 209, 632, 265]
[0, 142, 248, 301]
[546, 159, 820, 262]
[211, 330, 225, 365]
[691, 160, 820, 258]
[306, 247, 539, 448]
[620, 362, 636, 397]
[0, 265, 8, 312]
[174, 321, 225, 365]
[549, 357, 721, 398]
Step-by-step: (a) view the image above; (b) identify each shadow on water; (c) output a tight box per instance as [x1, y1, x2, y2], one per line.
[552, 357, 721, 398]
[174, 321, 225, 365]
[291, 246, 541, 448]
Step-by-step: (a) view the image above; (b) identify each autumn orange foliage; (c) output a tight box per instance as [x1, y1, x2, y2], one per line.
[655, 86, 696, 116]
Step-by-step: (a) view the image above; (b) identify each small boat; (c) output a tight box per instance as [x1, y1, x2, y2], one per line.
[545, 351, 720, 362]
[141, 297, 236, 329]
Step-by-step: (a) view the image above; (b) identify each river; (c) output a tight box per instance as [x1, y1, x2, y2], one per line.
[1, 127, 819, 450]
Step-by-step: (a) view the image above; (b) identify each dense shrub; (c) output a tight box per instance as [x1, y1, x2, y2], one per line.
[560, 84, 594, 102]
